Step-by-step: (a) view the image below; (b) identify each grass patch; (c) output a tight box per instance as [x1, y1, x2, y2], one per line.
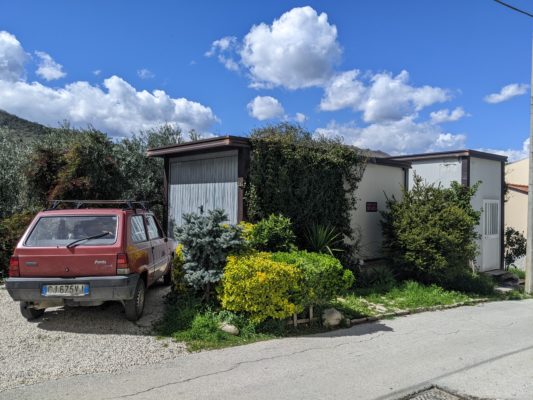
[155, 296, 276, 351]
[157, 279, 529, 351]
[332, 281, 477, 319]
[508, 267, 526, 280]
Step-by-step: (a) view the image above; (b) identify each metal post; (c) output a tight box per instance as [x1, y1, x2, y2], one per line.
[525, 38, 533, 294]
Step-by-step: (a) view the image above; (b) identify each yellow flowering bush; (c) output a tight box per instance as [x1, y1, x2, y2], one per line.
[219, 252, 303, 323]
[171, 244, 187, 293]
[237, 221, 255, 246]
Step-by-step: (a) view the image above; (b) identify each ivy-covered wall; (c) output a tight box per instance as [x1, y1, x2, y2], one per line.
[245, 124, 367, 261]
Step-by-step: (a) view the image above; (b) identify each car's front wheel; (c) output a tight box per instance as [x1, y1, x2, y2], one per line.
[20, 302, 45, 320]
[124, 278, 146, 321]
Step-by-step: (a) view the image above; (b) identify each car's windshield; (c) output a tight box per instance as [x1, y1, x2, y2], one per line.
[25, 215, 118, 247]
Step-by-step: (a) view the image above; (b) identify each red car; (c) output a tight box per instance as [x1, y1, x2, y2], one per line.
[5, 200, 174, 321]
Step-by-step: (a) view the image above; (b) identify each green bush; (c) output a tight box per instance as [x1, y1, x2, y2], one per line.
[0, 211, 35, 279]
[440, 272, 495, 295]
[272, 251, 355, 306]
[175, 209, 244, 300]
[304, 223, 344, 256]
[245, 124, 366, 256]
[219, 252, 303, 323]
[249, 214, 296, 252]
[504, 227, 526, 267]
[354, 264, 397, 293]
[381, 176, 480, 284]
[508, 267, 525, 280]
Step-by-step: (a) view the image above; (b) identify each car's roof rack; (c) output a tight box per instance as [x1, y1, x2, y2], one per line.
[48, 200, 149, 211]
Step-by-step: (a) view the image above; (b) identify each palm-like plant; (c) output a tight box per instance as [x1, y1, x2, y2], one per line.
[305, 223, 344, 256]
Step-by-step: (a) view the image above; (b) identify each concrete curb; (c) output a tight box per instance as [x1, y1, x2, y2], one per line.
[349, 298, 489, 326]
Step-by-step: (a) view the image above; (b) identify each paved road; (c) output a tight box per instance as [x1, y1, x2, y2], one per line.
[3, 300, 533, 400]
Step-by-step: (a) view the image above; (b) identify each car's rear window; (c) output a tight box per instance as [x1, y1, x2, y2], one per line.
[25, 215, 118, 247]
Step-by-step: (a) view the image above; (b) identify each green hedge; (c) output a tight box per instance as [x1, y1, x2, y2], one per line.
[219, 251, 355, 322]
[245, 124, 366, 262]
[272, 251, 354, 306]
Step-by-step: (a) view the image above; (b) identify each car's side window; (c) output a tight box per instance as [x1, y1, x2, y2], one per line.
[131, 215, 148, 242]
[146, 215, 162, 240]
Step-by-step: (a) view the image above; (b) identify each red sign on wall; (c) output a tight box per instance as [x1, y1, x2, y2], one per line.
[366, 202, 378, 212]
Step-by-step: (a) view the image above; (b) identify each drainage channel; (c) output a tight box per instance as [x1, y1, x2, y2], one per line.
[404, 387, 467, 400]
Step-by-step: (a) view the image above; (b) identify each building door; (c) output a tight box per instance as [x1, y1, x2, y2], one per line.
[481, 200, 500, 271]
[169, 151, 238, 235]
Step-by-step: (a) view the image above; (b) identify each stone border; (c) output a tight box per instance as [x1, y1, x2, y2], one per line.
[349, 298, 489, 326]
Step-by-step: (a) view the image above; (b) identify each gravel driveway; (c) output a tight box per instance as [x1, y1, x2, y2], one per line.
[0, 283, 186, 392]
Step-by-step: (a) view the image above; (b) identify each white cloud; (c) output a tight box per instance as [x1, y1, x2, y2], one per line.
[320, 70, 450, 123]
[319, 70, 366, 111]
[0, 31, 219, 137]
[93, 69, 101, 76]
[0, 31, 28, 81]
[247, 96, 284, 120]
[315, 118, 466, 155]
[430, 107, 468, 124]
[205, 36, 240, 72]
[478, 138, 529, 162]
[239, 6, 341, 89]
[484, 83, 529, 104]
[35, 51, 66, 81]
[137, 68, 155, 79]
[294, 112, 307, 123]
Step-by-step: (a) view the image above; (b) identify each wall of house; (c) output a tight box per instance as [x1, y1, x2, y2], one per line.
[504, 157, 528, 268]
[350, 162, 406, 260]
[168, 150, 238, 235]
[470, 156, 503, 270]
[506, 158, 528, 185]
[506, 189, 528, 237]
[406, 158, 462, 189]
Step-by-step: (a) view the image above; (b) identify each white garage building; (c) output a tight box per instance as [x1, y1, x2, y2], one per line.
[389, 150, 507, 271]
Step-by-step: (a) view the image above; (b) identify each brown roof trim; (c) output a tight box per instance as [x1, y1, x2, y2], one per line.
[371, 157, 411, 168]
[508, 183, 528, 194]
[147, 135, 251, 157]
[387, 149, 508, 162]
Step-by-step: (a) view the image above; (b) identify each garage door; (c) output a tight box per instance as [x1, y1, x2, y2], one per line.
[168, 151, 238, 235]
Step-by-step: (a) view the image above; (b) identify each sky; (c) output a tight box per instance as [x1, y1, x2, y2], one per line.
[0, 0, 532, 159]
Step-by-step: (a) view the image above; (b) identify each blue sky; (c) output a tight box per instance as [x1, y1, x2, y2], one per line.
[0, 1, 532, 159]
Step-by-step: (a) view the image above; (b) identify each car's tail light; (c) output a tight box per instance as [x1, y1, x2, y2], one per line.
[116, 253, 130, 275]
[9, 256, 20, 277]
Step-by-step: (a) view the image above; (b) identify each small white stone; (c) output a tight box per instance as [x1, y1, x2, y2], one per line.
[219, 322, 239, 336]
[322, 308, 343, 327]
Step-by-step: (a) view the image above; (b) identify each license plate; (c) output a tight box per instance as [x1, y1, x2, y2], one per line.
[42, 284, 89, 297]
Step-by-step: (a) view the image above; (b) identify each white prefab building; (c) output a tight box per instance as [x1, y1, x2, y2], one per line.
[389, 150, 507, 271]
[351, 157, 409, 260]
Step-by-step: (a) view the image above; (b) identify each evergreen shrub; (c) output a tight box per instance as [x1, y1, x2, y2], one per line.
[249, 214, 296, 252]
[272, 251, 355, 306]
[381, 176, 480, 284]
[175, 209, 244, 300]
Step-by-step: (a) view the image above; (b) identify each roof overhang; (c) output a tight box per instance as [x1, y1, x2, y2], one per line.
[147, 136, 251, 158]
[387, 149, 508, 163]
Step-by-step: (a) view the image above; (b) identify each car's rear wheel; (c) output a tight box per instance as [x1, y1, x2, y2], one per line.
[124, 278, 145, 321]
[20, 302, 45, 320]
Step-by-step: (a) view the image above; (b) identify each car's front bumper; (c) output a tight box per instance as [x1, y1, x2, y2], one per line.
[5, 275, 139, 303]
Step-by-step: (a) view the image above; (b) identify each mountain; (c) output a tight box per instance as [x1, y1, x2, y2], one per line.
[0, 110, 53, 137]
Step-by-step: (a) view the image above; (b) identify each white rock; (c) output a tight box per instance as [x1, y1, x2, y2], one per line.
[219, 322, 239, 336]
[322, 308, 343, 327]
